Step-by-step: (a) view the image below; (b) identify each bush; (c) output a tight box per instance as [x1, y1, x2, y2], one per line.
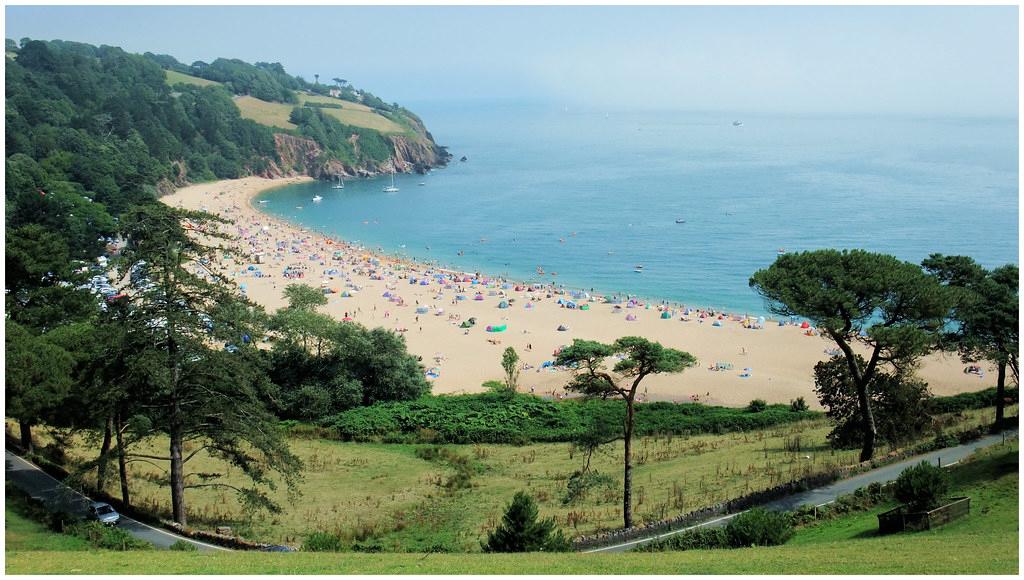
[747, 399, 768, 413]
[65, 521, 152, 550]
[637, 527, 729, 551]
[893, 461, 950, 511]
[790, 397, 809, 412]
[725, 508, 794, 547]
[169, 539, 198, 551]
[327, 394, 818, 444]
[927, 387, 1019, 415]
[302, 531, 343, 552]
[562, 470, 616, 505]
[482, 491, 571, 552]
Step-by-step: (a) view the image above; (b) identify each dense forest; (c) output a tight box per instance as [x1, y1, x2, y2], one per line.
[4, 38, 435, 527]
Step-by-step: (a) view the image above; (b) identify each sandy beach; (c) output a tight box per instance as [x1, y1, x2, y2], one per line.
[161, 176, 993, 408]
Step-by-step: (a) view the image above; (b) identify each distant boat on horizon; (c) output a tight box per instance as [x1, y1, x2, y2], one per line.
[675, 218, 686, 224]
[732, 120, 743, 127]
[383, 172, 399, 193]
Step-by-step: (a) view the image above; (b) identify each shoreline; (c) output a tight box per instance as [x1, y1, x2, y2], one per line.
[162, 176, 995, 407]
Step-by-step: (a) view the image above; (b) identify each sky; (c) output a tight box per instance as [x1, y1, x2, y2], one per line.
[5, 5, 1019, 117]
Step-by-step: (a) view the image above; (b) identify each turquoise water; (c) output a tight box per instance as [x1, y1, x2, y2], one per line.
[255, 102, 1018, 314]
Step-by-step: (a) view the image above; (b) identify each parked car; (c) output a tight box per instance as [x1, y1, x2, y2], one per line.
[87, 502, 120, 526]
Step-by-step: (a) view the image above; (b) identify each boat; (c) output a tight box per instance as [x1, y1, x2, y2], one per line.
[634, 265, 644, 273]
[418, 182, 426, 186]
[733, 120, 743, 127]
[312, 195, 323, 202]
[777, 248, 786, 255]
[332, 176, 344, 189]
[382, 172, 399, 192]
[257, 200, 269, 204]
[675, 218, 686, 224]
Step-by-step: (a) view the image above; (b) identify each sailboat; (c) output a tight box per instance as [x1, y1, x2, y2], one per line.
[382, 171, 399, 193]
[332, 176, 344, 189]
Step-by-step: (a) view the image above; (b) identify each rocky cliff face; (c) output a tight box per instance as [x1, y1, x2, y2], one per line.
[261, 128, 450, 180]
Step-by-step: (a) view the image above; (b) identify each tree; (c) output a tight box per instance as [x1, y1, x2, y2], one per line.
[922, 255, 1019, 426]
[501, 347, 520, 393]
[118, 203, 301, 525]
[482, 491, 570, 552]
[813, 355, 932, 449]
[555, 337, 696, 528]
[5, 321, 75, 451]
[750, 250, 949, 461]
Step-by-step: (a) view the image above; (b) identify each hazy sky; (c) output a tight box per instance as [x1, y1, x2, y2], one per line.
[5, 5, 1019, 116]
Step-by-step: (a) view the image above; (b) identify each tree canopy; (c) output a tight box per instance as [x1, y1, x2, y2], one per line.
[750, 249, 950, 461]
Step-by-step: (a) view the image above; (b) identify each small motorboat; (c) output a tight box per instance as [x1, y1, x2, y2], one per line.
[257, 200, 269, 204]
[777, 248, 787, 255]
[634, 265, 644, 273]
[675, 218, 686, 224]
[733, 120, 743, 127]
[312, 195, 323, 202]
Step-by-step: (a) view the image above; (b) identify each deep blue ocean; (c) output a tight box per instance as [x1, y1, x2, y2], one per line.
[255, 101, 1018, 315]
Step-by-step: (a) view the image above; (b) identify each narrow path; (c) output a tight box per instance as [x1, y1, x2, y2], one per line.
[584, 430, 1017, 553]
[5, 450, 230, 552]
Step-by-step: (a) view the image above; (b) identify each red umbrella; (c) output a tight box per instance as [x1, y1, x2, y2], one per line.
[800, 321, 810, 329]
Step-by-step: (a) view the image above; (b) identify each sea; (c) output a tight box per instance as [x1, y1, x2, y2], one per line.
[255, 101, 1018, 316]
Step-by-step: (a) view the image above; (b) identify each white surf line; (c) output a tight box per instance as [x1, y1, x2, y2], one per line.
[6, 451, 230, 552]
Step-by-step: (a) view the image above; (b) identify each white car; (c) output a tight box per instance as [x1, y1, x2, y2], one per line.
[87, 502, 120, 526]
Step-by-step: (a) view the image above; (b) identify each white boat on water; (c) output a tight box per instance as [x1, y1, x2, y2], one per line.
[634, 264, 644, 273]
[675, 218, 686, 224]
[382, 172, 399, 193]
[257, 200, 269, 204]
[312, 195, 323, 202]
[733, 120, 743, 127]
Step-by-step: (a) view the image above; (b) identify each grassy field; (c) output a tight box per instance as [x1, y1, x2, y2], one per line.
[16, 405, 1007, 552]
[164, 69, 221, 87]
[5, 490, 91, 552]
[232, 93, 407, 134]
[6, 440, 1016, 574]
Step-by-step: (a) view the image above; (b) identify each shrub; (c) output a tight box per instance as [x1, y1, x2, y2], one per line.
[302, 531, 343, 552]
[482, 491, 571, 552]
[747, 399, 768, 413]
[725, 508, 794, 547]
[893, 461, 950, 511]
[638, 527, 729, 551]
[65, 521, 152, 550]
[562, 470, 616, 505]
[790, 397, 809, 412]
[326, 394, 818, 444]
[169, 539, 198, 551]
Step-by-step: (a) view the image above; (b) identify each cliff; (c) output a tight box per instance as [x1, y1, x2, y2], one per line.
[265, 131, 450, 180]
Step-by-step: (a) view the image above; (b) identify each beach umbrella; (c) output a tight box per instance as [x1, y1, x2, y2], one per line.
[456, 294, 467, 301]
[416, 306, 429, 314]
[625, 314, 637, 321]
[580, 304, 590, 311]
[557, 324, 569, 331]
[661, 311, 672, 319]
[474, 294, 485, 301]
[800, 321, 810, 329]
[712, 320, 723, 327]
[435, 308, 444, 315]
[525, 303, 534, 309]
[498, 301, 509, 309]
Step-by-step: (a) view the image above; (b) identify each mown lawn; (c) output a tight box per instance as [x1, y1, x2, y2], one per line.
[5, 491, 91, 552]
[233, 93, 407, 133]
[164, 69, 221, 87]
[14, 406, 1006, 552]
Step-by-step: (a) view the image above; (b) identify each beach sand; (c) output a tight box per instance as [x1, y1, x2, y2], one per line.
[161, 176, 992, 408]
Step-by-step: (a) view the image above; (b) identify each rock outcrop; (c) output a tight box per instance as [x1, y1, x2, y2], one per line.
[263, 129, 450, 180]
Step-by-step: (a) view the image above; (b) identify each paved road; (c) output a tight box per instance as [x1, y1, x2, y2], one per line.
[5, 450, 229, 552]
[585, 430, 1018, 553]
